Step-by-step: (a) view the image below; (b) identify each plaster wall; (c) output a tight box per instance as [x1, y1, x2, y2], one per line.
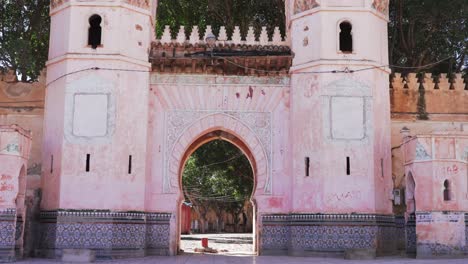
[290, 4, 388, 67]
[41, 0, 153, 211]
[146, 74, 292, 215]
[0, 126, 31, 208]
[289, 69, 392, 215]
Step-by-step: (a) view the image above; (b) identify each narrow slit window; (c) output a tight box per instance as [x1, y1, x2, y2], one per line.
[305, 157, 310, 177]
[346, 157, 350, 175]
[88, 15, 102, 49]
[86, 154, 91, 172]
[339, 21, 353, 53]
[381, 158, 384, 178]
[443, 180, 451, 201]
[50, 155, 54, 174]
[128, 155, 133, 174]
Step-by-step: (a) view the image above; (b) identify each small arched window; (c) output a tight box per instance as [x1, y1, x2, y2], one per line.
[88, 15, 102, 49]
[339, 21, 353, 53]
[443, 180, 451, 201]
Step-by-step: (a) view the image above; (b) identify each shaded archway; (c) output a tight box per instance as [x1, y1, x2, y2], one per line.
[166, 113, 271, 255]
[179, 135, 255, 254]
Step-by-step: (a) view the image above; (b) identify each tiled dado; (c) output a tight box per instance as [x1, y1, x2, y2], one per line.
[36, 211, 171, 259]
[261, 214, 397, 256]
[0, 209, 16, 262]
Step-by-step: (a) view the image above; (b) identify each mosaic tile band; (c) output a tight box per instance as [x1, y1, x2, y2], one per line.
[0, 209, 17, 262]
[36, 211, 171, 259]
[261, 214, 397, 256]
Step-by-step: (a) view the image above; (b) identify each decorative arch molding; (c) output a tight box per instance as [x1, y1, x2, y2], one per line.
[163, 111, 272, 195]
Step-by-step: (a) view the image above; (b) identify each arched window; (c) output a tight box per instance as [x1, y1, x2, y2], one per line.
[88, 15, 102, 49]
[339, 21, 353, 53]
[443, 180, 451, 201]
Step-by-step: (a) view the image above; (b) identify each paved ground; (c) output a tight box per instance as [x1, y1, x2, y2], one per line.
[180, 233, 254, 255]
[15, 234, 468, 263]
[17, 255, 468, 263]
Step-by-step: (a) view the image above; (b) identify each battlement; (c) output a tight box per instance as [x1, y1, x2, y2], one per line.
[390, 73, 468, 121]
[391, 73, 467, 91]
[156, 25, 287, 47]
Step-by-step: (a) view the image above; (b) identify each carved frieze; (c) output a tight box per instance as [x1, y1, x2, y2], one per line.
[163, 110, 272, 194]
[294, 0, 320, 15]
[372, 0, 389, 15]
[51, 0, 150, 10]
[50, 0, 69, 9]
[125, 0, 150, 9]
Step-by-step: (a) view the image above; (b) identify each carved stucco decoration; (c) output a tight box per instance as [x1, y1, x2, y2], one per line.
[294, 0, 320, 14]
[51, 0, 150, 10]
[415, 142, 431, 160]
[50, 0, 70, 9]
[372, 0, 389, 15]
[125, 0, 150, 9]
[163, 110, 272, 195]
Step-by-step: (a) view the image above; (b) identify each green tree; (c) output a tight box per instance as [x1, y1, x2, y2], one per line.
[156, 0, 286, 39]
[388, 0, 467, 74]
[182, 140, 253, 233]
[0, 0, 50, 81]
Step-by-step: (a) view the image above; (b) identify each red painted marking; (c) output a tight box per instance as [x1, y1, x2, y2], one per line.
[268, 197, 283, 208]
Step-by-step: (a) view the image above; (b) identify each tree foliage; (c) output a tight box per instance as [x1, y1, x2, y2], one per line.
[156, 0, 286, 39]
[0, 0, 466, 82]
[182, 140, 253, 232]
[389, 0, 467, 74]
[0, 0, 50, 81]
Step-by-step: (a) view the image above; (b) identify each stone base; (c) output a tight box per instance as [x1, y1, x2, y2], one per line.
[36, 211, 171, 260]
[62, 249, 96, 263]
[405, 212, 468, 259]
[261, 214, 397, 257]
[0, 210, 17, 263]
[344, 249, 376, 260]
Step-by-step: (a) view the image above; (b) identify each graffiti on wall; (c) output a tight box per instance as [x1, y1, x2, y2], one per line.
[0, 174, 15, 205]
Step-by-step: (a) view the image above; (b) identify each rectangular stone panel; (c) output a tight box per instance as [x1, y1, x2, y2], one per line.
[72, 94, 108, 137]
[331, 97, 365, 140]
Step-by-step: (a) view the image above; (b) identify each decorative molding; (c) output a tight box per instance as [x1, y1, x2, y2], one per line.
[151, 74, 290, 86]
[415, 142, 431, 160]
[371, 0, 389, 16]
[294, 0, 320, 15]
[50, 0, 70, 10]
[163, 111, 272, 194]
[124, 0, 150, 9]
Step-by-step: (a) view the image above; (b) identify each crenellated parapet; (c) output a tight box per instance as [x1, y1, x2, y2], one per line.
[156, 25, 287, 46]
[391, 73, 468, 121]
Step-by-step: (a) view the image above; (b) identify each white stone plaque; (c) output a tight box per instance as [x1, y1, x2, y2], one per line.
[331, 97, 365, 140]
[72, 94, 108, 137]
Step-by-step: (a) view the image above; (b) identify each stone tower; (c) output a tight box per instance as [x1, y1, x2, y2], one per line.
[285, 0, 394, 255]
[39, 0, 162, 258]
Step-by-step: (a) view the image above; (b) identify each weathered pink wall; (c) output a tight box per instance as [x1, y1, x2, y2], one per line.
[402, 133, 468, 255]
[403, 133, 468, 212]
[0, 125, 31, 209]
[41, 1, 154, 211]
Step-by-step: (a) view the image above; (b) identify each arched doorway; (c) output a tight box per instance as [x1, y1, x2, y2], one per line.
[177, 131, 257, 255]
[165, 113, 271, 255]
